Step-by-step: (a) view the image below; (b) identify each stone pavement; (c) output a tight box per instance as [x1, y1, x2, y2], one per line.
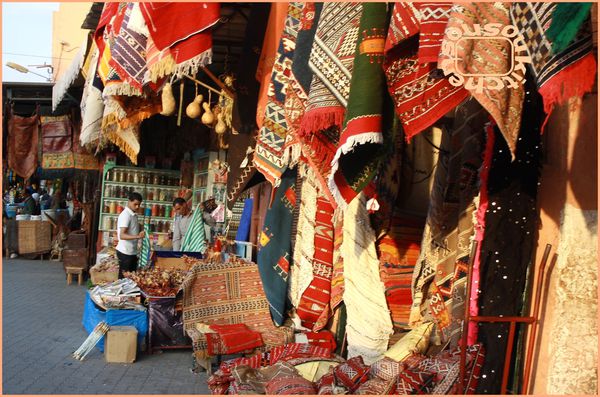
[2, 258, 210, 394]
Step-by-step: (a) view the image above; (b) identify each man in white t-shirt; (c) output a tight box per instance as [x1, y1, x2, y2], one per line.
[116, 192, 145, 277]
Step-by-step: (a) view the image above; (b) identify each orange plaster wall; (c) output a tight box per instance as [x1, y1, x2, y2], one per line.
[530, 91, 597, 394]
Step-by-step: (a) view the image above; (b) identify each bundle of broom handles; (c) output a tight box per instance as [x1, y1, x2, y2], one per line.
[73, 322, 109, 361]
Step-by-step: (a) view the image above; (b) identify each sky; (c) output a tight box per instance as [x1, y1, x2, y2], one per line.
[2, 2, 59, 83]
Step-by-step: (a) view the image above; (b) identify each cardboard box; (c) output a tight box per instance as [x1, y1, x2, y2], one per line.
[105, 326, 138, 363]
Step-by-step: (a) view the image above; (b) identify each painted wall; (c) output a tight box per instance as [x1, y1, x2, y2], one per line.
[51, 3, 90, 81]
[530, 91, 598, 394]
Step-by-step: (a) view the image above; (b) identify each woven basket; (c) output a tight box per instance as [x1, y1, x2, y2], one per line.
[18, 221, 51, 254]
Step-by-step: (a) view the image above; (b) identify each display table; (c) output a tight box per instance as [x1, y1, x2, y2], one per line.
[82, 291, 148, 352]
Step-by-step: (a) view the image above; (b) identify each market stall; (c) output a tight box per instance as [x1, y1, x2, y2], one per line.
[7, 1, 595, 395]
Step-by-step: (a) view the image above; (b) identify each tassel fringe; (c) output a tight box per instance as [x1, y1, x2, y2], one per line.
[299, 107, 345, 136]
[539, 53, 597, 131]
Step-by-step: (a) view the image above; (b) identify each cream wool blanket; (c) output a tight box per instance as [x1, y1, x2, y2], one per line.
[342, 193, 394, 364]
[289, 164, 317, 307]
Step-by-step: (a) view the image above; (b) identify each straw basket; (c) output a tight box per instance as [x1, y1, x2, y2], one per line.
[18, 220, 51, 254]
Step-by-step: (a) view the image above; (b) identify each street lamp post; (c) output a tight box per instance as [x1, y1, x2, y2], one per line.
[6, 62, 53, 82]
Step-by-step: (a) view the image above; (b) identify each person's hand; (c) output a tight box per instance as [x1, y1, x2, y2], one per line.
[138, 230, 146, 239]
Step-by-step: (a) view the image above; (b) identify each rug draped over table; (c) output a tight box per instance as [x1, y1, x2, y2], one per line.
[182, 259, 294, 362]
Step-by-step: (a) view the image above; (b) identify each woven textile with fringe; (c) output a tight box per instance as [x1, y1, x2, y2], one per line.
[410, 99, 487, 347]
[80, 46, 104, 148]
[329, 3, 387, 208]
[256, 168, 298, 326]
[439, 3, 524, 159]
[384, 3, 469, 142]
[109, 3, 148, 91]
[546, 3, 593, 54]
[342, 193, 393, 365]
[140, 2, 219, 81]
[330, 210, 345, 311]
[510, 2, 596, 126]
[7, 109, 39, 179]
[254, 2, 304, 187]
[415, 2, 453, 64]
[182, 259, 294, 362]
[299, 3, 363, 135]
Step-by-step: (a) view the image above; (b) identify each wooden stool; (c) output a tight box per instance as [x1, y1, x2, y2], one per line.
[65, 267, 84, 286]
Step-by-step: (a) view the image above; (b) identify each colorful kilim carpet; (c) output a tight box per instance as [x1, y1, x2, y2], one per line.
[510, 2, 596, 124]
[415, 2, 453, 64]
[296, 193, 335, 331]
[254, 2, 304, 187]
[410, 99, 487, 347]
[440, 3, 524, 159]
[257, 168, 298, 326]
[299, 2, 363, 135]
[329, 2, 387, 207]
[384, 2, 469, 142]
[181, 258, 294, 361]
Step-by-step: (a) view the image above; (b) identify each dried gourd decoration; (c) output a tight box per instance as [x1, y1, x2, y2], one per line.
[160, 83, 176, 116]
[220, 74, 237, 135]
[201, 90, 215, 125]
[186, 83, 203, 119]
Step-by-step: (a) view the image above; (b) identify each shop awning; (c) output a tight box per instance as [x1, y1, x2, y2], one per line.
[52, 35, 90, 112]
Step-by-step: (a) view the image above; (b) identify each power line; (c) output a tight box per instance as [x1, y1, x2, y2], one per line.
[2, 52, 74, 61]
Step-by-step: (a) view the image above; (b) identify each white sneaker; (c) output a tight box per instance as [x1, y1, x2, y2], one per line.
[9, 253, 18, 259]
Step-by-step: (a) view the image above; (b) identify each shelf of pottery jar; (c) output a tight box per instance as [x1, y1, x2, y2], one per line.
[99, 229, 170, 235]
[104, 181, 181, 190]
[100, 213, 175, 221]
[103, 197, 175, 205]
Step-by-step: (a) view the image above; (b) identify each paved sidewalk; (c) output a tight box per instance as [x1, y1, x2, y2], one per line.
[2, 258, 210, 394]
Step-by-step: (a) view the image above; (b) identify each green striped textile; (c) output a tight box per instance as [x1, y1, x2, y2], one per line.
[180, 204, 207, 254]
[138, 223, 151, 268]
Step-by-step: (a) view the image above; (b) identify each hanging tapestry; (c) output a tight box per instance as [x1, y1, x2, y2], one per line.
[342, 193, 393, 365]
[329, 2, 387, 207]
[330, 212, 345, 312]
[383, 3, 469, 142]
[299, 3, 363, 135]
[139, 3, 219, 80]
[385, 2, 420, 52]
[80, 46, 104, 148]
[253, 2, 304, 187]
[71, 117, 100, 171]
[295, 192, 334, 331]
[415, 2, 453, 64]
[475, 76, 542, 394]
[257, 168, 298, 326]
[440, 3, 524, 159]
[256, 3, 290, 130]
[283, 2, 323, 168]
[510, 2, 596, 125]
[138, 223, 151, 268]
[546, 2, 593, 54]
[40, 115, 96, 171]
[410, 99, 487, 347]
[290, 165, 317, 309]
[467, 123, 495, 346]
[109, 2, 148, 91]
[7, 109, 39, 179]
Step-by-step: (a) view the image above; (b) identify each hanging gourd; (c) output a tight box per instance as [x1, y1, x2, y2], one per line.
[186, 83, 203, 119]
[201, 90, 215, 125]
[160, 83, 176, 116]
[215, 110, 228, 149]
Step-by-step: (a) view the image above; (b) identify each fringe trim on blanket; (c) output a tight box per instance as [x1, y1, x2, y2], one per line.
[146, 55, 178, 83]
[103, 83, 142, 97]
[106, 126, 140, 165]
[298, 107, 345, 137]
[539, 53, 597, 131]
[173, 50, 213, 79]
